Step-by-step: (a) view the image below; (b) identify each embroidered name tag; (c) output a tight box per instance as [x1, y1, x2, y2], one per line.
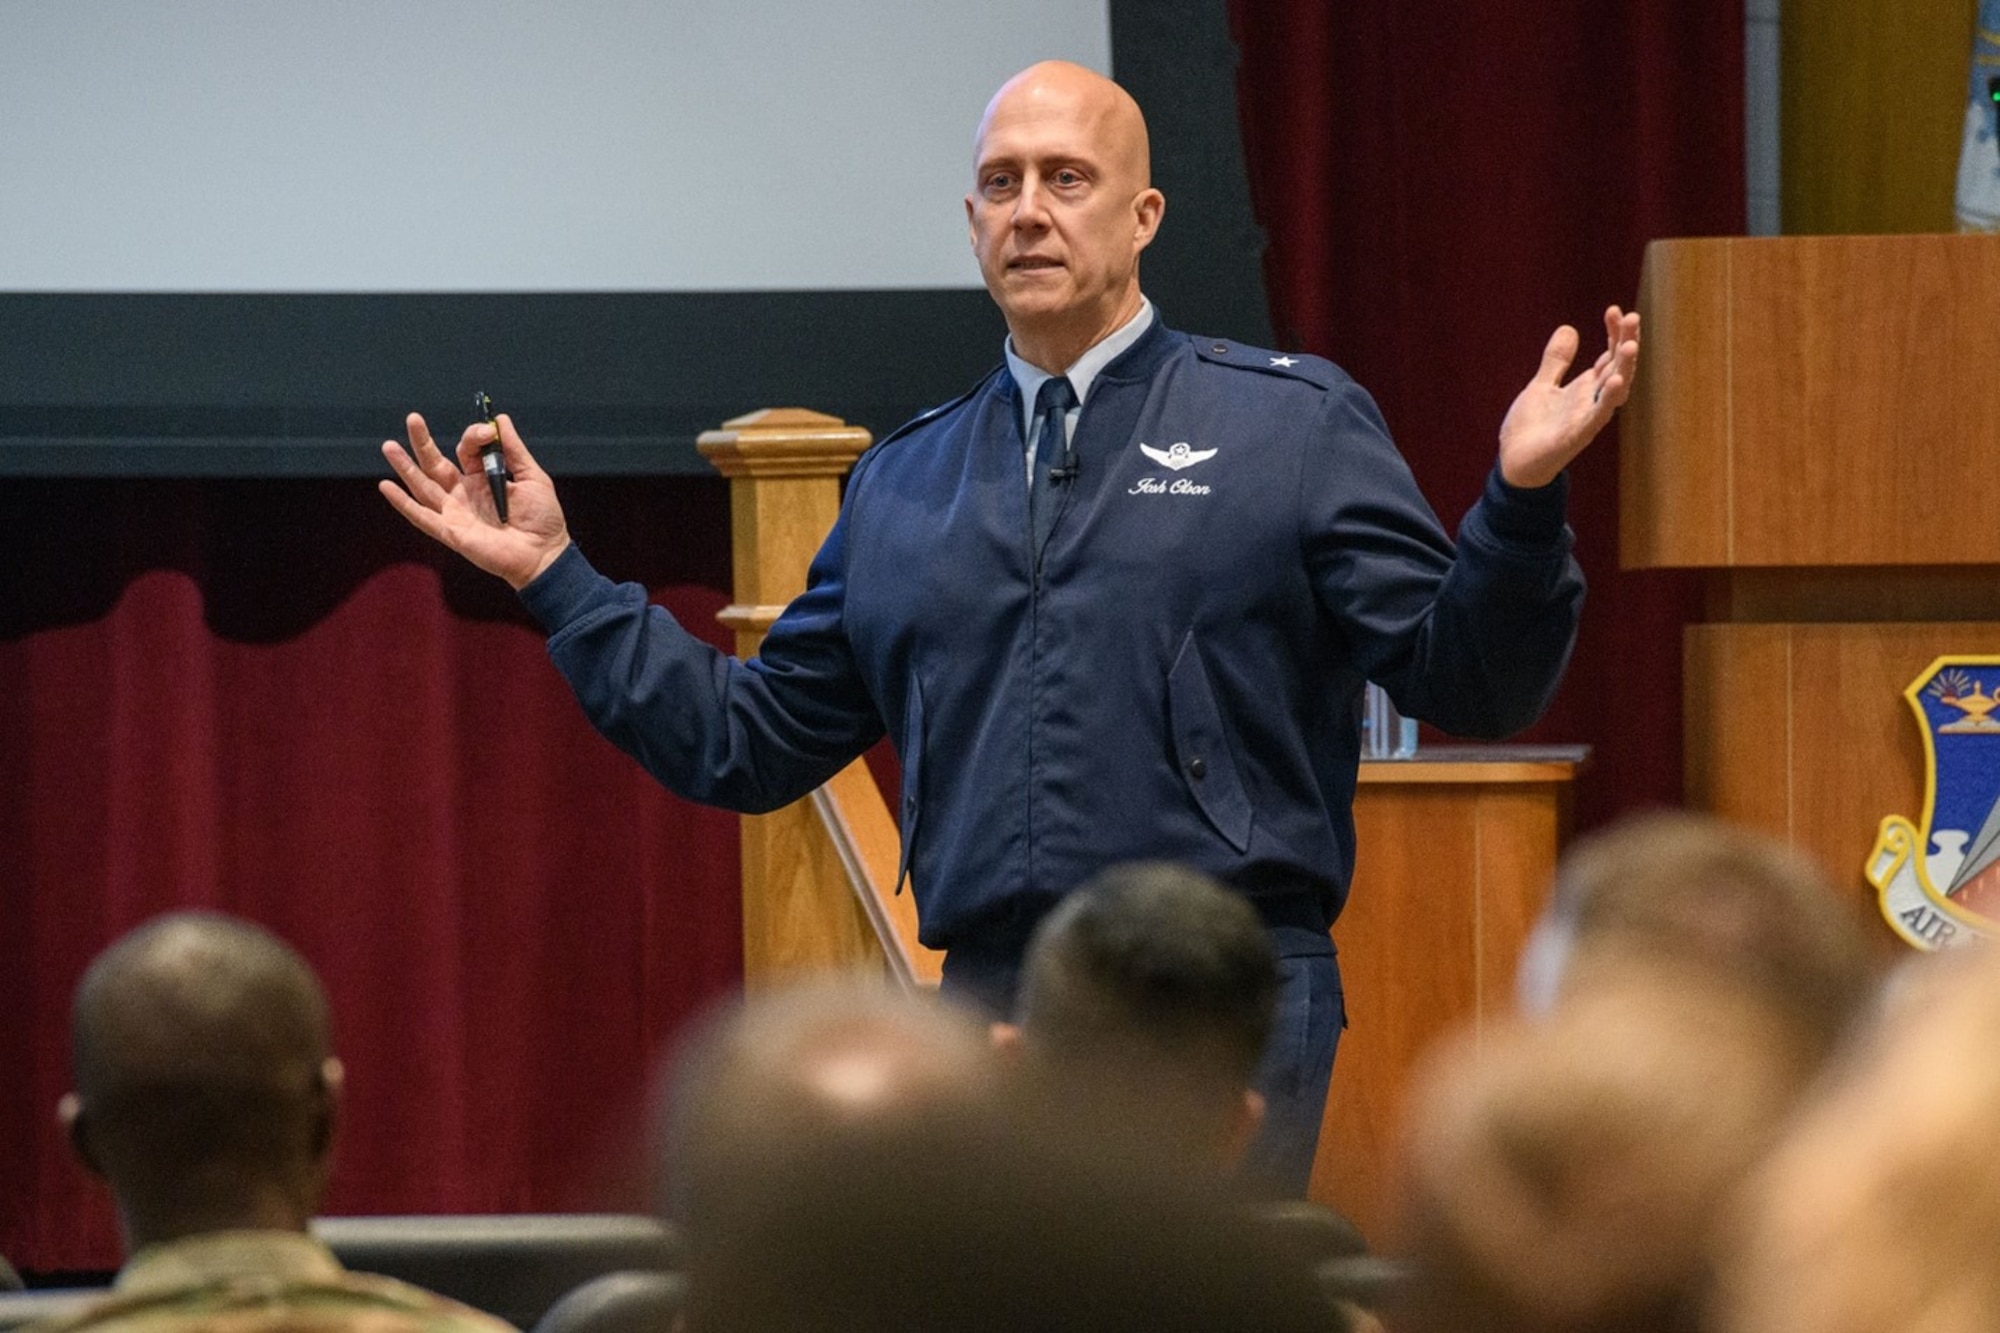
[1129, 476, 1213, 496]
[1130, 441, 1217, 496]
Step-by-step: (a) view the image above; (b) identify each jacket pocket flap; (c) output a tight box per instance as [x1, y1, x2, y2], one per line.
[1167, 632, 1253, 853]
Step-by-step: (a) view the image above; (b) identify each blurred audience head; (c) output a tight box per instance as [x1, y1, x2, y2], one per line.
[658, 976, 1003, 1237]
[659, 976, 1334, 1333]
[1710, 946, 2000, 1333]
[1516, 811, 1879, 1054]
[61, 911, 342, 1253]
[1001, 859, 1279, 1171]
[1396, 964, 1824, 1333]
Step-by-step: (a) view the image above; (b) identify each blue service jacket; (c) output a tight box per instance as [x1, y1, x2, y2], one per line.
[519, 318, 1583, 948]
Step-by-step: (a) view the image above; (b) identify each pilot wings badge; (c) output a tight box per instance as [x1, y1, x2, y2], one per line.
[1138, 441, 1218, 471]
[1865, 656, 2000, 949]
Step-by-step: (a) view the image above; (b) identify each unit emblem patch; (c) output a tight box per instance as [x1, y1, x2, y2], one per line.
[1866, 657, 2000, 949]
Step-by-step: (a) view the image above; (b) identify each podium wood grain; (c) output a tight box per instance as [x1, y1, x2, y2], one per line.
[1625, 234, 2000, 569]
[1311, 751, 1579, 1246]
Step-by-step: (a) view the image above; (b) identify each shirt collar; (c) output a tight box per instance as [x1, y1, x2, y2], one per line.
[115, 1230, 345, 1296]
[1004, 297, 1155, 435]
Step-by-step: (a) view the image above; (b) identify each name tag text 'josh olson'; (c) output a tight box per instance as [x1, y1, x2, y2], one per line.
[1128, 477, 1212, 496]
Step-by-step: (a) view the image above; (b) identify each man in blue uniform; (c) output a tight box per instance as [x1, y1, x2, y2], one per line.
[380, 61, 1639, 1193]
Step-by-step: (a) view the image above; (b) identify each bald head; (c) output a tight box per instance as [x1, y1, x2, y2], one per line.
[74, 912, 331, 1099]
[662, 980, 1002, 1231]
[682, 980, 995, 1121]
[667, 978, 1335, 1333]
[66, 912, 340, 1248]
[967, 61, 1164, 372]
[975, 61, 1152, 187]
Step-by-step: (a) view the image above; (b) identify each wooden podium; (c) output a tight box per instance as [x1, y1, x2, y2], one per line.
[1313, 746, 1584, 1244]
[1623, 234, 2000, 940]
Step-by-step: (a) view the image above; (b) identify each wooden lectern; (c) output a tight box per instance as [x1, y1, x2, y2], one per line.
[1623, 234, 2000, 935]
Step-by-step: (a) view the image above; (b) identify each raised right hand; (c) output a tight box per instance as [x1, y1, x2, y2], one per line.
[378, 411, 571, 590]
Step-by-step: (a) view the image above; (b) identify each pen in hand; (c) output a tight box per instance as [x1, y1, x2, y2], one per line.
[475, 390, 511, 523]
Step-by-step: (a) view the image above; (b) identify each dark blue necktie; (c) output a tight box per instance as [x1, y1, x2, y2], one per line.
[1030, 375, 1078, 557]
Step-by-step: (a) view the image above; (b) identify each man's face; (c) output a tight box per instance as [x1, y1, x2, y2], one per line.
[965, 70, 1161, 363]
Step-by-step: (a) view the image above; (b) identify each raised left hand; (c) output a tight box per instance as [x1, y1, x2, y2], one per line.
[1496, 305, 1641, 489]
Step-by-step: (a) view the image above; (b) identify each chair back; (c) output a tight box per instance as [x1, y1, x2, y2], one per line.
[531, 1270, 686, 1333]
[312, 1214, 678, 1328]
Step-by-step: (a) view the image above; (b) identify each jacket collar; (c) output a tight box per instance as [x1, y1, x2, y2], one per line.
[994, 312, 1178, 417]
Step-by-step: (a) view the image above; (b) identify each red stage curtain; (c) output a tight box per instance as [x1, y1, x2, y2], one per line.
[1227, 0, 1741, 827]
[0, 477, 745, 1271]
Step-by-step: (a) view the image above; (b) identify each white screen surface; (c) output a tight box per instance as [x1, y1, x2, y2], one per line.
[0, 2, 1111, 292]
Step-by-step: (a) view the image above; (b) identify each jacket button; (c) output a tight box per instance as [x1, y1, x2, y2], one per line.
[1187, 757, 1208, 779]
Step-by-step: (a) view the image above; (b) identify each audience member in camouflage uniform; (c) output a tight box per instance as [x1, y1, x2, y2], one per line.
[32, 912, 515, 1333]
